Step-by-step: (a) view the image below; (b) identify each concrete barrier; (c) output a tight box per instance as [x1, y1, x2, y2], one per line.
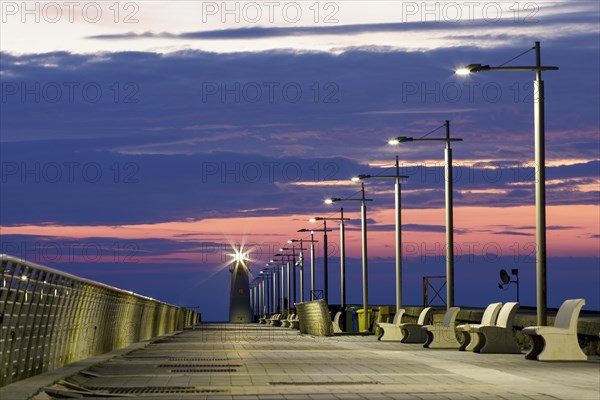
[0, 254, 200, 387]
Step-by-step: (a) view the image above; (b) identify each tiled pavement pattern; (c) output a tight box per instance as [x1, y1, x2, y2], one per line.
[8, 323, 600, 399]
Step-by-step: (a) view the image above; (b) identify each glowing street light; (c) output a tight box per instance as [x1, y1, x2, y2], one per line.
[265, 263, 279, 313]
[389, 120, 462, 310]
[297, 229, 319, 300]
[310, 212, 350, 307]
[288, 239, 308, 302]
[326, 183, 373, 332]
[456, 41, 558, 325]
[353, 156, 409, 312]
[276, 251, 294, 315]
[303, 222, 333, 303]
[271, 258, 286, 314]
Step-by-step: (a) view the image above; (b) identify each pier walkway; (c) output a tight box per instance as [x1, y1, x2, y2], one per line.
[3, 323, 599, 400]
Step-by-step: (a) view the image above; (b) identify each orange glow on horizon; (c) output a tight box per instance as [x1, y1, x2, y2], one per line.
[2, 205, 598, 262]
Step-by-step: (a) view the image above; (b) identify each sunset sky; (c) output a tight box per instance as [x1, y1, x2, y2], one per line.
[1, 0, 598, 320]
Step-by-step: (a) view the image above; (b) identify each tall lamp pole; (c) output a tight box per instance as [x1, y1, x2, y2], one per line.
[299, 227, 331, 301]
[311, 211, 350, 307]
[456, 41, 558, 325]
[266, 263, 279, 313]
[278, 251, 292, 314]
[326, 183, 373, 332]
[297, 230, 318, 301]
[389, 121, 462, 309]
[353, 156, 409, 312]
[288, 239, 308, 302]
[271, 254, 290, 314]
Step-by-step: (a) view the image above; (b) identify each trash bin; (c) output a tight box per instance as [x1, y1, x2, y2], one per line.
[345, 308, 355, 332]
[357, 308, 373, 332]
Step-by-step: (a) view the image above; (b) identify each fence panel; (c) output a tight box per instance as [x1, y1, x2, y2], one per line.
[0, 254, 200, 387]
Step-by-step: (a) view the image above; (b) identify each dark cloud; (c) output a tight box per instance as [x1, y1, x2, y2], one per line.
[85, 9, 600, 41]
[489, 230, 533, 236]
[0, 234, 231, 260]
[404, 224, 445, 233]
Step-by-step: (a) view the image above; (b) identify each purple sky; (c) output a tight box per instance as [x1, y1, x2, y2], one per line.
[1, 1, 599, 320]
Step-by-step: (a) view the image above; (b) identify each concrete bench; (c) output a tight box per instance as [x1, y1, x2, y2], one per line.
[281, 314, 296, 328]
[457, 302, 502, 351]
[332, 311, 343, 333]
[522, 298, 587, 361]
[398, 307, 433, 343]
[423, 307, 461, 349]
[269, 314, 284, 326]
[471, 302, 521, 354]
[289, 314, 300, 329]
[377, 309, 406, 341]
[373, 310, 390, 335]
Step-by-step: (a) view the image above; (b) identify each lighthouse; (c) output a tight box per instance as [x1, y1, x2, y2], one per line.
[228, 251, 253, 323]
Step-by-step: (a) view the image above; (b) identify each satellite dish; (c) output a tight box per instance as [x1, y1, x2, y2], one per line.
[500, 269, 510, 285]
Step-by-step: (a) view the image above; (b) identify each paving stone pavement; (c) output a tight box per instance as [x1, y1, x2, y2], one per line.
[2, 323, 599, 399]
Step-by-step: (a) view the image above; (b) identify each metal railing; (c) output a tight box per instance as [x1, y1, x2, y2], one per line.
[0, 254, 200, 387]
[422, 275, 447, 307]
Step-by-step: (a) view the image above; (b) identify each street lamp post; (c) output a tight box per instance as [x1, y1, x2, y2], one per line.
[299, 228, 330, 301]
[276, 252, 293, 315]
[252, 277, 260, 317]
[389, 120, 462, 310]
[297, 230, 319, 300]
[310, 212, 350, 307]
[266, 263, 278, 314]
[353, 156, 409, 312]
[259, 272, 264, 316]
[456, 41, 558, 326]
[326, 183, 373, 332]
[271, 259, 285, 313]
[272, 255, 289, 314]
[260, 271, 270, 316]
[289, 239, 308, 302]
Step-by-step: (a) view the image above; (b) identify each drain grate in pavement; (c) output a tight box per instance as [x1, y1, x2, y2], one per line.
[85, 386, 228, 394]
[269, 381, 379, 385]
[171, 368, 238, 373]
[123, 355, 169, 358]
[168, 357, 229, 361]
[159, 364, 241, 368]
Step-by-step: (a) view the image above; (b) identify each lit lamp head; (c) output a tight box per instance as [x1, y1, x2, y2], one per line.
[388, 137, 413, 145]
[351, 174, 370, 181]
[324, 198, 340, 204]
[455, 63, 488, 75]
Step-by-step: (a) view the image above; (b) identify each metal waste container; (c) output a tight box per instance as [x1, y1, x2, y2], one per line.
[357, 308, 373, 332]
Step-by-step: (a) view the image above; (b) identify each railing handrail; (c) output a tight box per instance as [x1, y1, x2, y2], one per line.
[1, 253, 175, 308]
[0, 253, 201, 387]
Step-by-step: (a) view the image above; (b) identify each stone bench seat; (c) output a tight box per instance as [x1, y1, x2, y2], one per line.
[522, 298, 587, 361]
[457, 302, 502, 351]
[377, 309, 406, 341]
[470, 302, 521, 354]
[398, 307, 433, 344]
[423, 307, 461, 349]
